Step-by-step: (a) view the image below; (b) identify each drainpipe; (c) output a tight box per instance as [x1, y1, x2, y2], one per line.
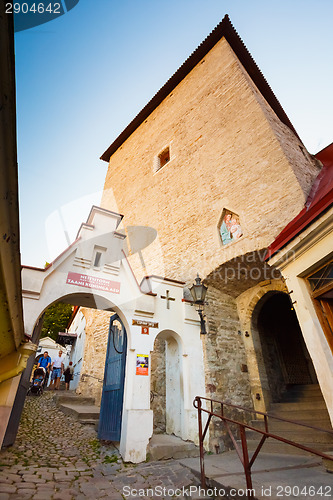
[0, 342, 37, 383]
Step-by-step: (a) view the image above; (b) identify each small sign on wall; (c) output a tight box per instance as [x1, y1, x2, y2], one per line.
[132, 319, 158, 328]
[141, 326, 149, 335]
[136, 354, 149, 376]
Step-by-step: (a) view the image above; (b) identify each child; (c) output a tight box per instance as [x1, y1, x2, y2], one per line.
[230, 217, 243, 239]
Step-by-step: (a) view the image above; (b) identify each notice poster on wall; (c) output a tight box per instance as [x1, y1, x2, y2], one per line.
[136, 354, 149, 376]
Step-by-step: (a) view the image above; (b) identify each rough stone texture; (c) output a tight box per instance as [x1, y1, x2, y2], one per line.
[76, 308, 111, 405]
[236, 280, 288, 414]
[202, 286, 252, 451]
[150, 336, 166, 434]
[97, 34, 321, 453]
[101, 37, 320, 286]
[0, 392, 199, 499]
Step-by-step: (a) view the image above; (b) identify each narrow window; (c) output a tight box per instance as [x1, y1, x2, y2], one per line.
[94, 251, 102, 267]
[158, 147, 170, 169]
[306, 260, 333, 353]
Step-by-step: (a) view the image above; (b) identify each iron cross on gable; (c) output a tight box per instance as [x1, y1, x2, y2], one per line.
[160, 290, 176, 309]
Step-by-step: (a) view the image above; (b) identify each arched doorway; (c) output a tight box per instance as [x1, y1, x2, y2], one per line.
[254, 292, 317, 403]
[98, 314, 127, 441]
[4, 294, 126, 447]
[150, 330, 183, 438]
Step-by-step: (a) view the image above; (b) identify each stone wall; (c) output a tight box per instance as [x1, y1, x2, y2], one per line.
[150, 336, 166, 434]
[236, 280, 288, 413]
[96, 32, 321, 449]
[202, 286, 252, 451]
[101, 37, 320, 286]
[76, 308, 111, 405]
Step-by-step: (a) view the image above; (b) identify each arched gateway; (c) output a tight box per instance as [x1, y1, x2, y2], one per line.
[21, 206, 206, 462]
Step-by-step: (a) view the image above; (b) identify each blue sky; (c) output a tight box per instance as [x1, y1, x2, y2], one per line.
[15, 0, 333, 267]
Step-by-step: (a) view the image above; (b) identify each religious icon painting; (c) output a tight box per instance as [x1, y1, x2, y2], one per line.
[136, 354, 149, 375]
[219, 209, 243, 246]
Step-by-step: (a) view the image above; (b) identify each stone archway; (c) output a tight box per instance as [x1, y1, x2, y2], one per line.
[18, 207, 203, 462]
[253, 292, 317, 404]
[237, 280, 287, 412]
[150, 330, 184, 438]
[237, 281, 317, 412]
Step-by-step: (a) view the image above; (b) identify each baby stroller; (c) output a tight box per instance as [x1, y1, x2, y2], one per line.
[27, 367, 46, 396]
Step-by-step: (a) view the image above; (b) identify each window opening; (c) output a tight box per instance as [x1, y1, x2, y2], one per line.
[94, 252, 102, 267]
[307, 259, 333, 352]
[158, 147, 170, 169]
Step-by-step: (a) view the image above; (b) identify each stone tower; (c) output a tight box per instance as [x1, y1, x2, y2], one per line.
[97, 15, 322, 449]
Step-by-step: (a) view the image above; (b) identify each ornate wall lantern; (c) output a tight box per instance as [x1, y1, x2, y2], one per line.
[189, 274, 208, 334]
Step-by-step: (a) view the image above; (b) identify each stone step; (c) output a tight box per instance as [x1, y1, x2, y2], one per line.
[80, 418, 100, 426]
[251, 418, 332, 432]
[269, 400, 327, 412]
[267, 410, 329, 422]
[241, 383, 333, 456]
[279, 393, 325, 402]
[243, 437, 333, 455]
[283, 384, 321, 392]
[245, 428, 333, 444]
[54, 392, 96, 406]
[59, 403, 100, 422]
[147, 434, 200, 461]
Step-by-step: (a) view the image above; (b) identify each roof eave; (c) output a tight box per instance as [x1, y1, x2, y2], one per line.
[101, 14, 299, 163]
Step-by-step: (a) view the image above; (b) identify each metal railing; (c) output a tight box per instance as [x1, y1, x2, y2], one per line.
[80, 373, 103, 382]
[194, 396, 333, 496]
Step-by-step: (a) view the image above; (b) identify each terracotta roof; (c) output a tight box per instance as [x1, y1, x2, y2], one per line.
[266, 142, 333, 260]
[101, 14, 299, 162]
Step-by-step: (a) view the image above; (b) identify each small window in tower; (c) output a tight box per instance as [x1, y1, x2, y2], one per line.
[158, 147, 170, 169]
[94, 252, 102, 267]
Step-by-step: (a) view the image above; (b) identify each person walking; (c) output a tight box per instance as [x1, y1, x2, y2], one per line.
[37, 351, 51, 388]
[50, 350, 64, 390]
[64, 361, 74, 390]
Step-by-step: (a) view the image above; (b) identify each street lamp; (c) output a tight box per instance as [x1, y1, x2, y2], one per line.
[189, 274, 208, 334]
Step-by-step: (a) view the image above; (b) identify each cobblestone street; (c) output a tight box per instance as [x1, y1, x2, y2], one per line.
[0, 392, 198, 499]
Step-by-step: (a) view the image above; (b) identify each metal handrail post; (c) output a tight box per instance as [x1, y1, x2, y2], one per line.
[239, 424, 253, 496]
[194, 395, 333, 493]
[197, 397, 206, 488]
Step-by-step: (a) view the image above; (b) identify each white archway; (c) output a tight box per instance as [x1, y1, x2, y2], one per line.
[21, 206, 204, 462]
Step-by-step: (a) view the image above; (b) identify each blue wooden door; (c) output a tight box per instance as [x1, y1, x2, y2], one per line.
[98, 314, 127, 441]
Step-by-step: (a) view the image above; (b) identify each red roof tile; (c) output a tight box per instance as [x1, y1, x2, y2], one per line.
[266, 143, 333, 259]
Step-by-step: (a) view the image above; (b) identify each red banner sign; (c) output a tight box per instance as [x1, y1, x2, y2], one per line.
[66, 272, 120, 294]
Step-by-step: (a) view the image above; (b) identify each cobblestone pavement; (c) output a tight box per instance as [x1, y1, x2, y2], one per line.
[0, 392, 198, 499]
